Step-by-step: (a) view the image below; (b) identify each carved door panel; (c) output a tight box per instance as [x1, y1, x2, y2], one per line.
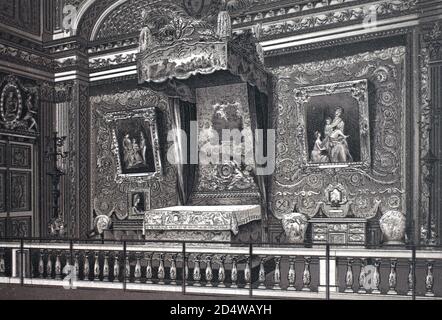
[0, 139, 34, 238]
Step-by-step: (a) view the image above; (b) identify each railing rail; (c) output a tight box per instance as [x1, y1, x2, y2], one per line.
[0, 237, 441, 300]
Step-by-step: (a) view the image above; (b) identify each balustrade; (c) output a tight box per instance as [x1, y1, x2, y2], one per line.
[0, 241, 440, 300]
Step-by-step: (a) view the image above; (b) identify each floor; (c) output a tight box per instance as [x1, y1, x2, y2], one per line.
[0, 284, 256, 300]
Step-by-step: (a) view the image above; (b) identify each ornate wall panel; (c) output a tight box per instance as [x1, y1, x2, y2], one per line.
[0, 170, 6, 213]
[9, 171, 31, 212]
[7, 216, 31, 237]
[0, 0, 41, 36]
[270, 46, 407, 223]
[0, 219, 5, 238]
[90, 85, 178, 224]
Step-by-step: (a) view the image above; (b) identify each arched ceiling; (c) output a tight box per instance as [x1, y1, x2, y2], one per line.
[76, 0, 120, 40]
[77, 0, 256, 42]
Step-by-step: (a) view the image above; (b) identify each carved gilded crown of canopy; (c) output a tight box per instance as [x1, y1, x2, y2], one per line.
[136, 0, 270, 102]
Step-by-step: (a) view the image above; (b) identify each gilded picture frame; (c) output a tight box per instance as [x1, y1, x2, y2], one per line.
[104, 107, 162, 183]
[294, 79, 371, 169]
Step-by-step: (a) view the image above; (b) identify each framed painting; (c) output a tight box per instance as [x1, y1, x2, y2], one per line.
[104, 108, 162, 182]
[294, 79, 371, 168]
[127, 189, 151, 220]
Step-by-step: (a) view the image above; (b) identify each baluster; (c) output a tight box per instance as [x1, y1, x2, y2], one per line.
[244, 256, 251, 289]
[93, 252, 100, 281]
[230, 257, 238, 289]
[55, 252, 62, 280]
[288, 257, 296, 291]
[125, 255, 131, 282]
[302, 257, 311, 292]
[103, 252, 110, 282]
[134, 253, 142, 283]
[205, 256, 213, 287]
[38, 250, 44, 279]
[345, 258, 354, 293]
[73, 252, 79, 281]
[193, 255, 201, 286]
[0, 250, 5, 276]
[64, 251, 71, 280]
[371, 259, 381, 294]
[83, 252, 90, 281]
[387, 259, 398, 295]
[157, 254, 165, 284]
[357, 258, 367, 294]
[169, 254, 177, 285]
[184, 255, 189, 284]
[425, 261, 435, 297]
[145, 253, 153, 284]
[273, 257, 281, 290]
[46, 250, 53, 279]
[113, 253, 120, 282]
[217, 256, 226, 288]
[258, 257, 266, 289]
[407, 259, 414, 296]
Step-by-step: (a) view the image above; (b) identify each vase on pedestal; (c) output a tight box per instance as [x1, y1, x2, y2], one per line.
[379, 210, 406, 245]
[281, 212, 309, 244]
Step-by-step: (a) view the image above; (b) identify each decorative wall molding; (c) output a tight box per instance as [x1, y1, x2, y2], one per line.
[264, 27, 412, 57]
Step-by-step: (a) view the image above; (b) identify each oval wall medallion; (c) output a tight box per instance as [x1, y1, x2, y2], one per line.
[0, 83, 23, 125]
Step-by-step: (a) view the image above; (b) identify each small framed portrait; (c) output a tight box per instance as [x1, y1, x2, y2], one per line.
[127, 190, 151, 219]
[294, 79, 371, 168]
[104, 108, 162, 181]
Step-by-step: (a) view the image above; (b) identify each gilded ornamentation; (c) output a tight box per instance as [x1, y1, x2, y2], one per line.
[270, 46, 406, 220]
[281, 211, 308, 244]
[0, 75, 39, 133]
[90, 87, 177, 222]
[379, 210, 406, 244]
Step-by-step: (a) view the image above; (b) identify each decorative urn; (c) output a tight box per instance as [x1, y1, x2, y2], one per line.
[379, 210, 406, 245]
[281, 211, 309, 244]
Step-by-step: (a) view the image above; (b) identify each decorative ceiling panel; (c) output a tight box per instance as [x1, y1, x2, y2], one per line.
[93, 0, 261, 41]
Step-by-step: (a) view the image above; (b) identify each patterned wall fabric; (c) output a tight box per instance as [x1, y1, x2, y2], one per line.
[0, 0, 41, 36]
[270, 46, 407, 221]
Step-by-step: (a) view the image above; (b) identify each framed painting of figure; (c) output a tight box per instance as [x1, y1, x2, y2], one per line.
[104, 108, 162, 181]
[294, 79, 371, 168]
[127, 189, 151, 219]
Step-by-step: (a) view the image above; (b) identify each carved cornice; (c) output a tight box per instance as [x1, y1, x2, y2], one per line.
[0, 43, 55, 73]
[89, 52, 137, 69]
[234, 0, 418, 41]
[40, 81, 75, 103]
[264, 27, 412, 57]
